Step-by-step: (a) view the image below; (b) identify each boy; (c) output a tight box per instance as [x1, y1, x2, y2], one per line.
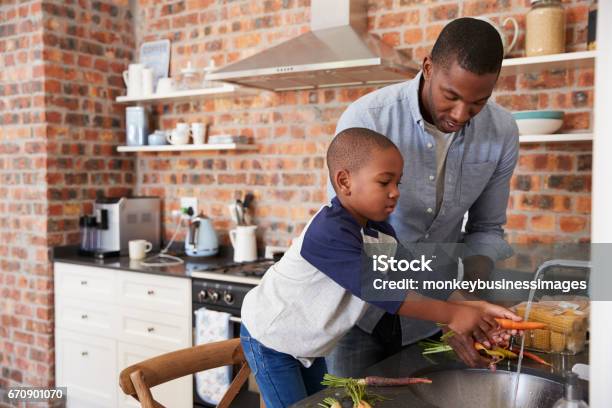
[240, 127, 519, 408]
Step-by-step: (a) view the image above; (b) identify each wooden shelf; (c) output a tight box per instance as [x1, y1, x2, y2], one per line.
[501, 51, 596, 76]
[519, 133, 593, 143]
[116, 143, 258, 153]
[115, 84, 257, 104]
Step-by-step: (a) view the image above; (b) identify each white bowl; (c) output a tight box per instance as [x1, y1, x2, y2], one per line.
[515, 118, 563, 135]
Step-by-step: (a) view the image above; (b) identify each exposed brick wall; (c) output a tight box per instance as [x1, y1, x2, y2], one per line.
[134, 0, 593, 246]
[0, 0, 135, 392]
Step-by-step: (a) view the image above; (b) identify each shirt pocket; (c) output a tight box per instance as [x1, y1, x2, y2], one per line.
[459, 161, 497, 206]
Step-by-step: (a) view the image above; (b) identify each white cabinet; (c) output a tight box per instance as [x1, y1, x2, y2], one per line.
[56, 329, 116, 408]
[54, 262, 192, 408]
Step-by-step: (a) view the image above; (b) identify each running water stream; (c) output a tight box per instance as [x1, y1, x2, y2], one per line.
[510, 259, 591, 408]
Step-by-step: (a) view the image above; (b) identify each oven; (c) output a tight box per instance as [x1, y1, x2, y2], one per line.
[190, 260, 273, 407]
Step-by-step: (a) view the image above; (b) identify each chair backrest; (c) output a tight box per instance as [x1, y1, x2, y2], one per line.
[119, 338, 251, 408]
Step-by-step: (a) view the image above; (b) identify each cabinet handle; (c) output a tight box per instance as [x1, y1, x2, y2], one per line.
[81, 314, 88, 319]
[147, 290, 155, 295]
[81, 351, 88, 356]
[147, 327, 155, 333]
[80, 280, 88, 285]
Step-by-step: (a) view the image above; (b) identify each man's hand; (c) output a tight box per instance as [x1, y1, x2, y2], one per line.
[441, 326, 490, 368]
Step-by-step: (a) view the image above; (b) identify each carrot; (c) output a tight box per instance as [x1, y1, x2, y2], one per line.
[357, 376, 432, 386]
[495, 318, 547, 330]
[474, 342, 518, 359]
[510, 346, 553, 367]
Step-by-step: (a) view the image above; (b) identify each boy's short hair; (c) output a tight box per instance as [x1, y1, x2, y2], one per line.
[327, 127, 398, 191]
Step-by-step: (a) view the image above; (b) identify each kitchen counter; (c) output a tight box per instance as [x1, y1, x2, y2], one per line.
[52, 245, 252, 280]
[291, 342, 588, 408]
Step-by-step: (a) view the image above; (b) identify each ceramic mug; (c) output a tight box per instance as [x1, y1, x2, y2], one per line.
[129, 239, 153, 260]
[142, 68, 154, 96]
[148, 130, 168, 146]
[476, 16, 519, 56]
[156, 77, 174, 94]
[191, 123, 206, 145]
[167, 123, 190, 145]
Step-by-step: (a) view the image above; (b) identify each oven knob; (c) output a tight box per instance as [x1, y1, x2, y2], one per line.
[197, 290, 207, 302]
[223, 292, 234, 305]
[209, 290, 219, 302]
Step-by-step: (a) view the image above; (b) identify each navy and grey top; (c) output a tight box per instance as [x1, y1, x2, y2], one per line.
[241, 197, 399, 366]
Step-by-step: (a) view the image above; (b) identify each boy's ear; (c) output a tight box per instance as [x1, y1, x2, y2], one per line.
[335, 169, 351, 196]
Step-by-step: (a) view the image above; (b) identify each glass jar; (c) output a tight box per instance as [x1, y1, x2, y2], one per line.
[587, 0, 597, 50]
[526, 0, 565, 57]
[177, 62, 203, 91]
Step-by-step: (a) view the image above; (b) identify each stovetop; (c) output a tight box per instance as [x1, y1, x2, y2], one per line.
[188, 259, 274, 285]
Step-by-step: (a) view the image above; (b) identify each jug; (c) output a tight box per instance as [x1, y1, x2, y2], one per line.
[122, 63, 144, 97]
[229, 225, 257, 262]
[476, 16, 519, 56]
[185, 214, 219, 257]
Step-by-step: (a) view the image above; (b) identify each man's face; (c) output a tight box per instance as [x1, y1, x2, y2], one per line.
[422, 57, 499, 133]
[347, 147, 404, 223]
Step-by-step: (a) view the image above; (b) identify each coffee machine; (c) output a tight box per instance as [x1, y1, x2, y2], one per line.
[80, 197, 160, 258]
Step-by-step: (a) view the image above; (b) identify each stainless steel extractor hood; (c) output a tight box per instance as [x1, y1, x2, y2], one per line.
[206, 0, 418, 91]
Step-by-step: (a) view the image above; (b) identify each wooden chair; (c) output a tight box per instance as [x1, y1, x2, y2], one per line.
[118, 338, 253, 408]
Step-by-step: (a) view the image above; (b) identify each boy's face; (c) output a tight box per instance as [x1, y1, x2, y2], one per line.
[339, 147, 404, 225]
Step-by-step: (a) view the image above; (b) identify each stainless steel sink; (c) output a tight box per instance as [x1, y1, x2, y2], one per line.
[408, 369, 567, 408]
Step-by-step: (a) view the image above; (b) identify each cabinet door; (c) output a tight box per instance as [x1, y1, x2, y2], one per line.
[117, 342, 192, 408]
[55, 262, 116, 303]
[55, 329, 117, 408]
[116, 270, 190, 316]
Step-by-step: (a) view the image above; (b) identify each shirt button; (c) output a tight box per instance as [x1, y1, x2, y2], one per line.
[429, 175, 435, 181]
[427, 143, 433, 149]
[424, 233, 430, 239]
[426, 207, 433, 214]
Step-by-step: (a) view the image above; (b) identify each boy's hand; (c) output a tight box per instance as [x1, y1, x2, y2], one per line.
[441, 326, 491, 368]
[448, 304, 496, 343]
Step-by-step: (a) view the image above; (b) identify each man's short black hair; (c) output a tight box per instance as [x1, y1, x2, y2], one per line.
[431, 17, 504, 75]
[327, 127, 399, 191]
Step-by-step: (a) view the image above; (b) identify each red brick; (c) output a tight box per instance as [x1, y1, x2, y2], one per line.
[530, 214, 555, 232]
[560, 216, 587, 233]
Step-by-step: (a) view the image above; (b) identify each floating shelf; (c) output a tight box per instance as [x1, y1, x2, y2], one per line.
[115, 84, 257, 104]
[116, 143, 258, 153]
[501, 50, 596, 76]
[519, 133, 593, 143]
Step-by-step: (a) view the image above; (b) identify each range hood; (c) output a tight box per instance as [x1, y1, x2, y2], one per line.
[206, 0, 418, 91]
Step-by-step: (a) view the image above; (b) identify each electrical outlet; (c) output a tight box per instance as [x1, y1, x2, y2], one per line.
[180, 197, 198, 216]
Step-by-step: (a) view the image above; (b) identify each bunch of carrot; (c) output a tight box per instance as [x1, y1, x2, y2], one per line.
[319, 374, 432, 407]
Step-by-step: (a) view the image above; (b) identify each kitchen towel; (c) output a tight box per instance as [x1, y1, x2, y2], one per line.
[194, 307, 233, 405]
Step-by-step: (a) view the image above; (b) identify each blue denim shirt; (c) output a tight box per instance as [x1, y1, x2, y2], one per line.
[332, 72, 519, 344]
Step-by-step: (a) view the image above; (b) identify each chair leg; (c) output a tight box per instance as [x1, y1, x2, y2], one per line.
[217, 362, 251, 408]
[130, 369, 162, 408]
[260, 396, 266, 408]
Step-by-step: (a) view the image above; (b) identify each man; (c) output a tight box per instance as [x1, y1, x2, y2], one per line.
[326, 17, 519, 375]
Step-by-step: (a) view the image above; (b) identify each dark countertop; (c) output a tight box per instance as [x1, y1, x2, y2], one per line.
[291, 342, 588, 408]
[52, 245, 249, 279]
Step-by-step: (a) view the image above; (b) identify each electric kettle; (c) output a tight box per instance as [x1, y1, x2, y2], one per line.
[185, 213, 219, 257]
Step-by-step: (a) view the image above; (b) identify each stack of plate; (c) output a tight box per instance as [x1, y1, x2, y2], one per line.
[208, 134, 249, 144]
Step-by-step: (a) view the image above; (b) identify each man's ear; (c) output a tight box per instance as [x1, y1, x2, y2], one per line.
[335, 169, 351, 196]
[422, 55, 433, 81]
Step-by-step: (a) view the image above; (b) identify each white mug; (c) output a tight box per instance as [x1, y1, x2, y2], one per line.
[129, 239, 153, 260]
[156, 77, 174, 94]
[191, 123, 206, 145]
[167, 124, 190, 145]
[229, 225, 257, 263]
[122, 63, 144, 97]
[476, 16, 519, 56]
[142, 68, 154, 96]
